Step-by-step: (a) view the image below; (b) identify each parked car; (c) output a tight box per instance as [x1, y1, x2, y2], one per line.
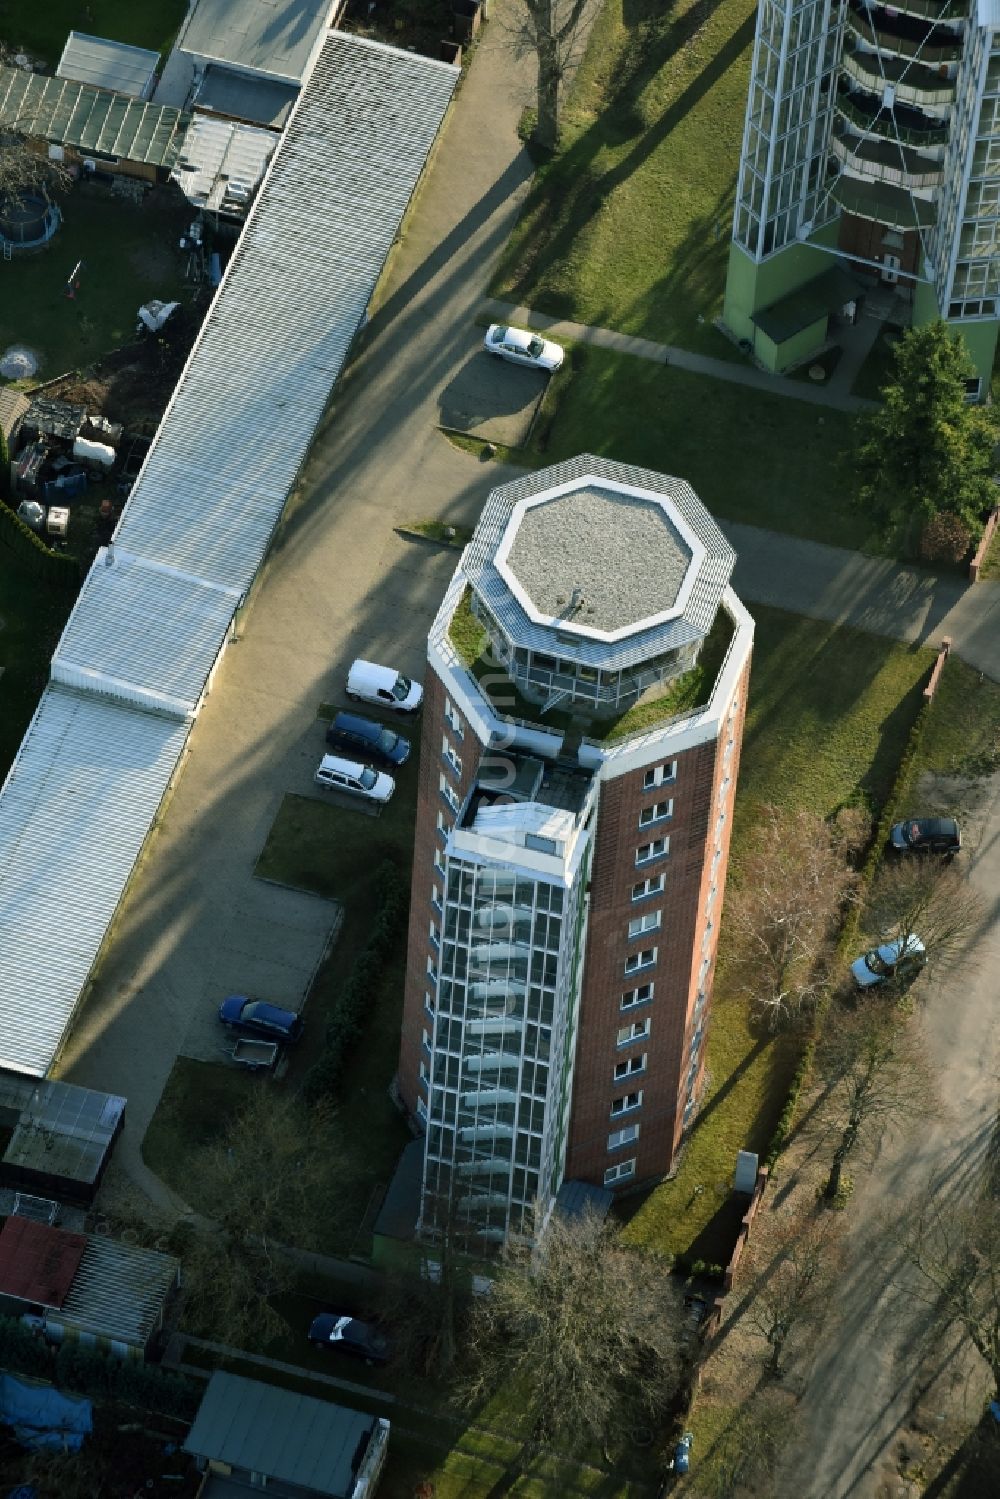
[314, 753, 394, 804]
[346, 658, 423, 714]
[325, 710, 410, 768]
[307, 1314, 391, 1365]
[483, 322, 564, 372]
[218, 995, 304, 1042]
[889, 816, 961, 857]
[850, 934, 926, 989]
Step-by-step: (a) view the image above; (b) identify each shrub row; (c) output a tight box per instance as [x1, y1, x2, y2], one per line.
[764, 1040, 816, 1171]
[302, 860, 407, 1103]
[0, 1313, 202, 1419]
[0, 497, 80, 587]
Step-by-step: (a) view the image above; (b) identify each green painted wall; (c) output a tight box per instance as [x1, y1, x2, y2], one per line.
[756, 316, 829, 373]
[913, 274, 1000, 388]
[723, 221, 841, 341]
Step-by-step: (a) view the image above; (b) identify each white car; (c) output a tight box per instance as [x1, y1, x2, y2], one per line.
[850, 934, 926, 989]
[314, 754, 394, 805]
[483, 323, 564, 372]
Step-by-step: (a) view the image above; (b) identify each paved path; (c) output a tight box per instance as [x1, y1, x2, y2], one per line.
[775, 765, 1000, 1498]
[723, 522, 1000, 682]
[481, 297, 877, 412]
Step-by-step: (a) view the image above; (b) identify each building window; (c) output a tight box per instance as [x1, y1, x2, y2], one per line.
[416, 1095, 428, 1122]
[432, 884, 443, 913]
[643, 761, 677, 790]
[419, 1059, 429, 1086]
[440, 773, 460, 814]
[621, 983, 653, 1011]
[424, 990, 435, 1016]
[444, 696, 464, 739]
[604, 1157, 636, 1186]
[427, 956, 438, 984]
[429, 920, 440, 949]
[617, 1018, 651, 1047]
[639, 799, 674, 828]
[436, 810, 451, 840]
[632, 873, 665, 902]
[636, 837, 669, 866]
[434, 846, 446, 875]
[628, 910, 661, 939]
[614, 1053, 647, 1081]
[624, 947, 657, 975]
[608, 1123, 640, 1151]
[610, 1090, 643, 1117]
[442, 736, 462, 777]
[422, 1027, 432, 1053]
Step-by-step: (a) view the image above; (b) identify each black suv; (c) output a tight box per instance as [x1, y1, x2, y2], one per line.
[325, 711, 410, 768]
[889, 816, 961, 857]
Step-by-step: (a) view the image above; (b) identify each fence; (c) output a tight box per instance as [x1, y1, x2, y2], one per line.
[702, 1166, 769, 1337]
[969, 507, 999, 582]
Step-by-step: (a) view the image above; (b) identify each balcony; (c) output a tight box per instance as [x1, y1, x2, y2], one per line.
[835, 86, 949, 147]
[842, 42, 956, 106]
[831, 124, 943, 189]
[444, 583, 735, 748]
[879, 0, 967, 18]
[830, 170, 937, 228]
[845, 3, 963, 64]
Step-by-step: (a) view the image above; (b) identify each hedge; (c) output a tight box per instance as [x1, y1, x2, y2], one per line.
[302, 860, 407, 1102]
[0, 497, 81, 587]
[0, 1313, 201, 1420]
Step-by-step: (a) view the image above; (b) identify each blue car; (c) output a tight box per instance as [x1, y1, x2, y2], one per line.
[218, 994, 304, 1043]
[325, 711, 410, 768]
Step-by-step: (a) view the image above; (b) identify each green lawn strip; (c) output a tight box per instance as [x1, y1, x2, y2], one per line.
[850, 326, 902, 401]
[522, 344, 873, 551]
[491, 0, 756, 352]
[621, 606, 935, 1261]
[0, 563, 74, 775]
[0, 185, 191, 378]
[901, 654, 1000, 785]
[1, 1, 188, 62]
[977, 528, 1000, 580]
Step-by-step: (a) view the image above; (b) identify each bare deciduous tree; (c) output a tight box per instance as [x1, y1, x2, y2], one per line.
[905, 1185, 1000, 1398]
[501, 0, 598, 150]
[378, 1190, 467, 1379]
[456, 1205, 686, 1471]
[0, 53, 71, 205]
[865, 859, 984, 988]
[180, 1090, 355, 1348]
[819, 1011, 932, 1202]
[747, 1213, 842, 1375]
[725, 804, 864, 1029]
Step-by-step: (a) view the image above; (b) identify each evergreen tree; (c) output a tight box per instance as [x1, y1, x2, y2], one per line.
[855, 320, 997, 548]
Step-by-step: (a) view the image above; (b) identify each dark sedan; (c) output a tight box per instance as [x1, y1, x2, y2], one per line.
[889, 816, 961, 857]
[307, 1313, 390, 1365]
[217, 995, 303, 1043]
[324, 710, 411, 768]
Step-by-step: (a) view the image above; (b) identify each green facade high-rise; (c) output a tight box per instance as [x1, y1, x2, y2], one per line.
[724, 0, 1000, 390]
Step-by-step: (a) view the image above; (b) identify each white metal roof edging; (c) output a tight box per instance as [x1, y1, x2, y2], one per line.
[113, 30, 458, 593]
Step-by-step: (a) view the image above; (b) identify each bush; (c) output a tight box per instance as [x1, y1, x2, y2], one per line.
[919, 510, 972, 565]
[0, 498, 80, 586]
[303, 860, 406, 1102]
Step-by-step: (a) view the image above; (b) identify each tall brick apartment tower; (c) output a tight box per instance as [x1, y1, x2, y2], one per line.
[397, 455, 753, 1248]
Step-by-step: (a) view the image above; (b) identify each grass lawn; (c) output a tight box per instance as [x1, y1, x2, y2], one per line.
[906, 653, 1000, 782]
[620, 605, 935, 1264]
[491, 0, 756, 355]
[522, 342, 873, 550]
[850, 323, 905, 401]
[0, 182, 192, 381]
[0, 560, 73, 776]
[0, 1, 188, 63]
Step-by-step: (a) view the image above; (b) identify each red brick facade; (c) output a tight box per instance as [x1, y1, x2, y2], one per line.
[565, 654, 751, 1190]
[837, 212, 921, 286]
[398, 667, 484, 1119]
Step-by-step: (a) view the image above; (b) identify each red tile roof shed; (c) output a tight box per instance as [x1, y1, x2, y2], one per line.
[0, 1217, 86, 1308]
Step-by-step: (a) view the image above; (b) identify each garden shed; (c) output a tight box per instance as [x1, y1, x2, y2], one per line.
[56, 32, 160, 101]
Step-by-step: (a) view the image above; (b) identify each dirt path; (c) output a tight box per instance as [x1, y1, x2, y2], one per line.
[774, 767, 1000, 1498]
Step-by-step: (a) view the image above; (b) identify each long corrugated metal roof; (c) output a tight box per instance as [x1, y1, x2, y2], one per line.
[184, 1371, 377, 1495]
[52, 548, 241, 720]
[0, 66, 188, 168]
[58, 1234, 179, 1348]
[0, 31, 457, 1081]
[0, 687, 188, 1076]
[116, 32, 459, 591]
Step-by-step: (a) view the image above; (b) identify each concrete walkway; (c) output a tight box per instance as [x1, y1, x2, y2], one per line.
[481, 296, 878, 412]
[723, 521, 1000, 683]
